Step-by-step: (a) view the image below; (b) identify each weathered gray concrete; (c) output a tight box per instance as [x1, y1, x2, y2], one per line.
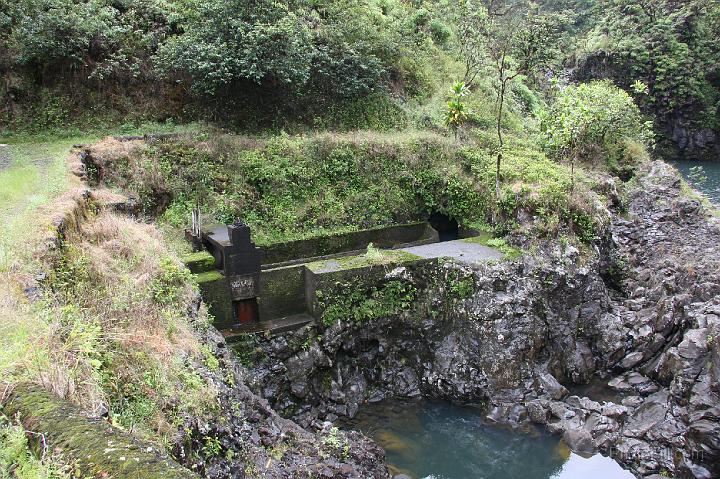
[401, 239, 503, 264]
[224, 313, 314, 338]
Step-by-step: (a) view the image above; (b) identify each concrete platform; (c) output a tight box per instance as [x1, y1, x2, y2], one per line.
[222, 313, 314, 339]
[400, 238, 503, 264]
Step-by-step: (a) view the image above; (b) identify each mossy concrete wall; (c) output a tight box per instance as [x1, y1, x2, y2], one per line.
[2, 384, 199, 479]
[304, 257, 438, 318]
[258, 264, 307, 320]
[195, 269, 234, 329]
[184, 224, 440, 329]
[182, 251, 216, 274]
[261, 222, 438, 266]
[191, 261, 307, 327]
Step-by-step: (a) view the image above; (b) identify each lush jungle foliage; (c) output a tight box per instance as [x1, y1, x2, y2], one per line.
[3, 0, 717, 142]
[568, 0, 720, 137]
[540, 80, 653, 175]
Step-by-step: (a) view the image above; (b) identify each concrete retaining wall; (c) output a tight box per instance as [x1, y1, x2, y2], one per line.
[261, 222, 438, 266]
[185, 223, 440, 329]
[258, 264, 307, 321]
[305, 257, 439, 318]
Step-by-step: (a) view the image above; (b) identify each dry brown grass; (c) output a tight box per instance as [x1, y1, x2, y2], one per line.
[2, 188, 216, 443]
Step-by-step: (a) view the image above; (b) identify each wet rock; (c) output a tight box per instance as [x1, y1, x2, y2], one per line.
[677, 329, 708, 360]
[622, 396, 644, 408]
[563, 428, 596, 454]
[538, 373, 569, 400]
[608, 376, 634, 393]
[601, 403, 628, 418]
[527, 400, 549, 424]
[623, 392, 669, 438]
[620, 351, 645, 369]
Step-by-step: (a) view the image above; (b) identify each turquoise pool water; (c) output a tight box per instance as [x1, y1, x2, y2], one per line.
[340, 400, 635, 479]
[671, 159, 720, 204]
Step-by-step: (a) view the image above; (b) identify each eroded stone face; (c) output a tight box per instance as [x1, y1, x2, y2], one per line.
[245, 161, 720, 479]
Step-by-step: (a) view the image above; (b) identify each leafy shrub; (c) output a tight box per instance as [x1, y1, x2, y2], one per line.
[539, 80, 653, 169]
[0, 414, 69, 478]
[429, 20, 452, 46]
[320, 279, 418, 326]
[156, 0, 314, 96]
[449, 276, 475, 299]
[314, 93, 408, 131]
[150, 257, 194, 305]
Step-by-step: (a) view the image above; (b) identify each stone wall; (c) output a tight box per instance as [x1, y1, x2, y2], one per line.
[261, 222, 437, 266]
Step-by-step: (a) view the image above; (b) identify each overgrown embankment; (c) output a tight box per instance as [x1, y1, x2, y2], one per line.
[82, 132, 608, 245]
[2, 384, 199, 479]
[1, 146, 392, 478]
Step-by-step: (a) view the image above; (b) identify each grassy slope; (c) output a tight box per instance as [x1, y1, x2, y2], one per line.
[86, 127, 604, 250]
[0, 135, 86, 479]
[0, 124, 212, 478]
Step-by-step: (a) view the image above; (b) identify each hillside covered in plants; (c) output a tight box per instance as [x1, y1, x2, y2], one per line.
[1, 1, 719, 479]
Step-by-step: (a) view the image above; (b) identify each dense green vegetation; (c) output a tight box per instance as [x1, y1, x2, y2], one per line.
[540, 80, 653, 178]
[569, 0, 720, 150]
[2, 1, 715, 477]
[0, 413, 69, 478]
[3, 0, 717, 150]
[85, 130, 607, 243]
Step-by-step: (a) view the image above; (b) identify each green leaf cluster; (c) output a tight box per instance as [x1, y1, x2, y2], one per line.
[539, 80, 653, 168]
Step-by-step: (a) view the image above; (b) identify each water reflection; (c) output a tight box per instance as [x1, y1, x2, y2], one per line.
[670, 159, 720, 204]
[339, 400, 634, 479]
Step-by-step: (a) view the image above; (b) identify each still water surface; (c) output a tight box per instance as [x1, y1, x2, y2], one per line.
[340, 400, 635, 479]
[671, 159, 720, 204]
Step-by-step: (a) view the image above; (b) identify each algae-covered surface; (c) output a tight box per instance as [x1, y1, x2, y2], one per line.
[307, 249, 422, 274]
[3, 384, 199, 478]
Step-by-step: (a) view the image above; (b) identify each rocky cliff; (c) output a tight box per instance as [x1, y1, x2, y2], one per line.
[245, 161, 719, 479]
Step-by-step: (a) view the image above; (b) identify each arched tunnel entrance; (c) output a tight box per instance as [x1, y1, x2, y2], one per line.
[428, 212, 459, 242]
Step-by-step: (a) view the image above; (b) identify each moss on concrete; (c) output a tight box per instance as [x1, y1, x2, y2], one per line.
[259, 265, 306, 320]
[460, 235, 521, 260]
[2, 384, 199, 479]
[194, 270, 224, 283]
[261, 221, 436, 265]
[194, 271, 233, 329]
[306, 249, 422, 273]
[182, 251, 216, 274]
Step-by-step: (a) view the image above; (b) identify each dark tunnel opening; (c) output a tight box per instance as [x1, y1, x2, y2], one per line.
[428, 212, 459, 242]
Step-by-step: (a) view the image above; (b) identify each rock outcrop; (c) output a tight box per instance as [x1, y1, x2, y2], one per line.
[246, 161, 719, 479]
[174, 303, 390, 479]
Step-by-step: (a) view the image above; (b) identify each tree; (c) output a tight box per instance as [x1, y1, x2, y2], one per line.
[3, 0, 171, 83]
[476, 1, 563, 201]
[593, 0, 718, 117]
[445, 81, 468, 140]
[539, 80, 653, 190]
[155, 0, 315, 96]
[456, 0, 489, 86]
